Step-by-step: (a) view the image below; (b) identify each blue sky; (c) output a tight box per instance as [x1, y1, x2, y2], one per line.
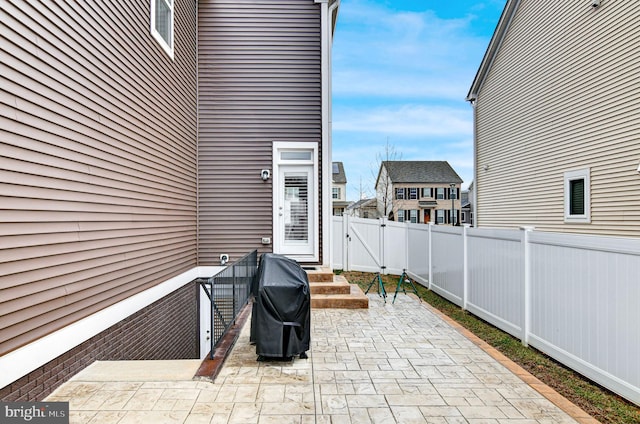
[331, 0, 506, 200]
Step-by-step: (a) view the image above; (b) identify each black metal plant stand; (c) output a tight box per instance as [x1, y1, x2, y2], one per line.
[392, 269, 419, 304]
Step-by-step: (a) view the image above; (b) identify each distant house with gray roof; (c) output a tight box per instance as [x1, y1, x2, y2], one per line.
[346, 198, 379, 219]
[332, 162, 350, 216]
[375, 161, 463, 224]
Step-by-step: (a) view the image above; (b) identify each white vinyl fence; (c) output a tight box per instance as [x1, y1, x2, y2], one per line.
[332, 215, 640, 405]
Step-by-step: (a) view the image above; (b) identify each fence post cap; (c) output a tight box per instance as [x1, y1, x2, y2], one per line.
[519, 226, 535, 231]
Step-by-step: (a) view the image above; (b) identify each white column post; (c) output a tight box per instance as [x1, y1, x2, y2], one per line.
[380, 217, 387, 274]
[521, 226, 534, 346]
[463, 224, 471, 310]
[428, 223, 434, 290]
[343, 214, 350, 271]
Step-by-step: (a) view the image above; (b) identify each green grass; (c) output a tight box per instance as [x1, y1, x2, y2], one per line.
[340, 271, 640, 424]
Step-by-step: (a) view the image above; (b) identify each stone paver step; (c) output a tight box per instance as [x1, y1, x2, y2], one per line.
[309, 275, 351, 295]
[304, 266, 334, 282]
[310, 283, 369, 309]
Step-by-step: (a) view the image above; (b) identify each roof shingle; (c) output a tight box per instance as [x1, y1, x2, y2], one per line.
[381, 161, 462, 184]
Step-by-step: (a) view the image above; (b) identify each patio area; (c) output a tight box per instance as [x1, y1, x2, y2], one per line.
[45, 293, 595, 423]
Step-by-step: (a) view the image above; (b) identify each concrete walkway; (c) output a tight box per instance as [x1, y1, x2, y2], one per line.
[46, 293, 594, 423]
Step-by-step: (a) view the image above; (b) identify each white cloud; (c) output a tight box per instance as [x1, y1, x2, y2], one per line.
[332, 1, 490, 101]
[333, 104, 473, 137]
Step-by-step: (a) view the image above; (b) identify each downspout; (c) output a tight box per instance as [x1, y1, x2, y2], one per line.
[316, 0, 339, 267]
[195, 0, 200, 264]
[470, 97, 477, 228]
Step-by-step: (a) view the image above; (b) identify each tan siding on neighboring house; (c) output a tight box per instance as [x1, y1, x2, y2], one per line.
[475, 0, 640, 236]
[0, 0, 198, 355]
[197, 0, 322, 262]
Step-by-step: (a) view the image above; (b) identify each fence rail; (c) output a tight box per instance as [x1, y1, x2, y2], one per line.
[198, 250, 258, 359]
[333, 215, 640, 405]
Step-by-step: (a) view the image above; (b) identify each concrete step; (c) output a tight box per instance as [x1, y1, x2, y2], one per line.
[309, 275, 352, 295]
[311, 283, 369, 309]
[304, 266, 335, 282]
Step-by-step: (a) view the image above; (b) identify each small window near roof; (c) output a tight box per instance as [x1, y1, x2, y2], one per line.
[564, 169, 590, 223]
[151, 0, 174, 59]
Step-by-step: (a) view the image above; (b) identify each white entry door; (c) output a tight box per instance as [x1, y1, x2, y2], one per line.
[273, 143, 318, 262]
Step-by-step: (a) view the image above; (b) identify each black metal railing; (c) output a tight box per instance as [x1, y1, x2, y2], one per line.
[198, 250, 258, 359]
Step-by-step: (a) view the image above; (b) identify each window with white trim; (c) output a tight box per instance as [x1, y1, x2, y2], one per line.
[564, 168, 590, 223]
[436, 209, 445, 224]
[422, 187, 432, 198]
[449, 187, 457, 199]
[449, 209, 457, 225]
[436, 188, 445, 200]
[409, 188, 418, 200]
[409, 209, 418, 223]
[395, 188, 405, 200]
[332, 187, 340, 199]
[397, 209, 405, 222]
[151, 0, 174, 59]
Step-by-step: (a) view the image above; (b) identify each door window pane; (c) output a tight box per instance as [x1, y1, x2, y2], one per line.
[284, 176, 308, 241]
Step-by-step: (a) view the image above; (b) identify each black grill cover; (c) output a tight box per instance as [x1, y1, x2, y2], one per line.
[250, 253, 310, 358]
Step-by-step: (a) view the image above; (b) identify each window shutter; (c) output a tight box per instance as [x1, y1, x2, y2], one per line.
[570, 179, 585, 215]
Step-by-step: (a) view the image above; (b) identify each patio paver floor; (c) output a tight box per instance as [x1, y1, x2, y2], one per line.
[46, 293, 592, 423]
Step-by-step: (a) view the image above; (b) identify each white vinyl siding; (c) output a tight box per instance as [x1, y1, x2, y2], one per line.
[474, 1, 640, 236]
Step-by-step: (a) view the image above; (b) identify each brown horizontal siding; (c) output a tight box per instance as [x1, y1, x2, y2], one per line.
[475, 0, 640, 236]
[0, 0, 198, 356]
[197, 0, 322, 262]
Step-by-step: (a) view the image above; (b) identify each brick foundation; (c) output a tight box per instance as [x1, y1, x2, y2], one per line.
[0, 281, 199, 402]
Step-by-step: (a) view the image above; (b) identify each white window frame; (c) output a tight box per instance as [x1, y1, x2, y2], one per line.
[436, 188, 445, 200]
[564, 168, 590, 223]
[332, 187, 340, 199]
[409, 209, 418, 223]
[151, 0, 174, 59]
[436, 209, 445, 224]
[395, 188, 405, 200]
[409, 188, 418, 200]
[450, 187, 457, 199]
[397, 209, 405, 222]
